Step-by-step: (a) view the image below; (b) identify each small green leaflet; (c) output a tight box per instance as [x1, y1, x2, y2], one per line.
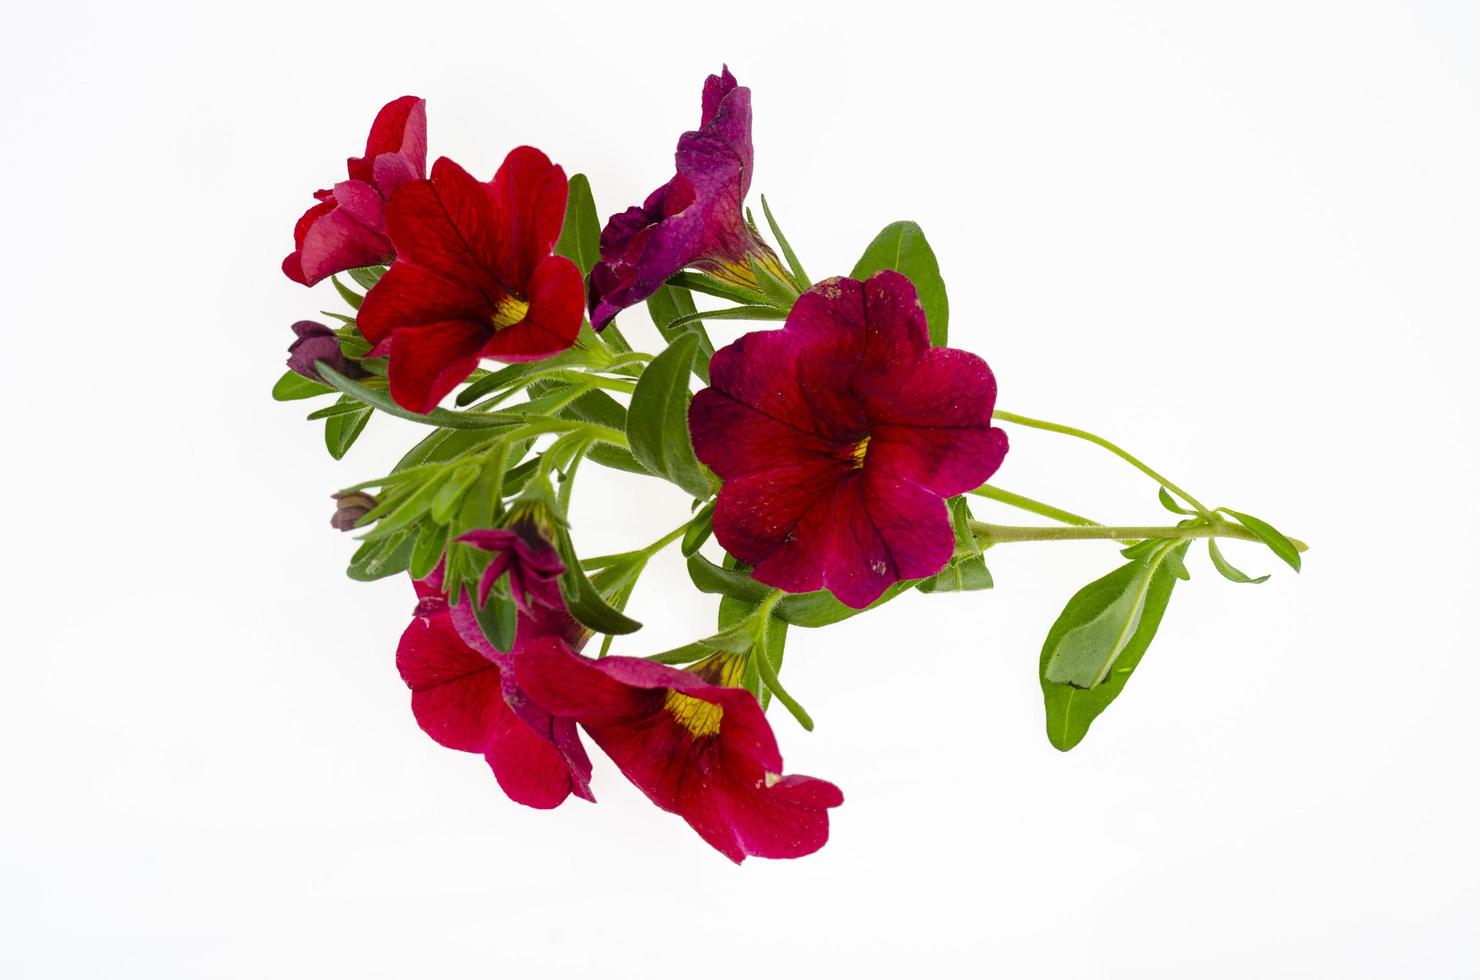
[272, 370, 333, 401]
[347, 529, 415, 582]
[646, 285, 715, 383]
[850, 221, 949, 346]
[331, 276, 363, 310]
[554, 529, 642, 636]
[1159, 486, 1196, 515]
[554, 174, 602, 277]
[323, 396, 372, 460]
[346, 265, 386, 291]
[760, 194, 810, 289]
[1208, 538, 1269, 584]
[1222, 509, 1302, 572]
[626, 332, 714, 499]
[1040, 542, 1189, 751]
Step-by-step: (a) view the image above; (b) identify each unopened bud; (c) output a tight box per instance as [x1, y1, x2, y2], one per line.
[331, 491, 378, 531]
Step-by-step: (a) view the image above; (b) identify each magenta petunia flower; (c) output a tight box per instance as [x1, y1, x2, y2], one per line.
[458, 507, 565, 616]
[283, 96, 427, 287]
[397, 573, 594, 809]
[688, 270, 1009, 609]
[515, 641, 843, 863]
[587, 67, 786, 328]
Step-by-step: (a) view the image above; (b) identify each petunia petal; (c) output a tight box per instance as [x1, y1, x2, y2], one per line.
[384, 320, 487, 414]
[396, 612, 505, 754]
[712, 461, 848, 587]
[358, 262, 490, 345]
[381, 158, 504, 291]
[486, 146, 568, 289]
[479, 255, 584, 363]
[689, 388, 839, 482]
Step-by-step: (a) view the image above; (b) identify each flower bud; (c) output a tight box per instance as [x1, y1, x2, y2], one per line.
[287, 320, 365, 384]
[331, 490, 378, 531]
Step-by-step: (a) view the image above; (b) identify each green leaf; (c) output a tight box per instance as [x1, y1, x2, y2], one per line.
[850, 221, 949, 345]
[317, 364, 522, 431]
[430, 462, 482, 524]
[760, 194, 811, 289]
[1159, 486, 1197, 515]
[668, 271, 772, 308]
[1208, 539, 1270, 584]
[774, 580, 915, 628]
[1041, 543, 1188, 750]
[409, 521, 450, 580]
[626, 332, 713, 498]
[554, 174, 602, 277]
[554, 530, 642, 636]
[472, 588, 519, 654]
[272, 370, 333, 401]
[331, 276, 363, 310]
[682, 502, 716, 557]
[687, 553, 773, 603]
[346, 265, 386, 291]
[1042, 553, 1168, 689]
[323, 397, 372, 460]
[1119, 538, 1160, 561]
[646, 285, 715, 383]
[346, 530, 415, 582]
[1222, 509, 1301, 572]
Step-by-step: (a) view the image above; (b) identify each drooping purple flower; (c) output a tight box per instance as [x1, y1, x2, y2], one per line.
[286, 320, 365, 384]
[688, 270, 1010, 609]
[588, 67, 786, 328]
[459, 507, 566, 616]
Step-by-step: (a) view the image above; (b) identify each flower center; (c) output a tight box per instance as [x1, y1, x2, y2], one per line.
[489, 296, 529, 330]
[849, 435, 871, 469]
[664, 691, 723, 738]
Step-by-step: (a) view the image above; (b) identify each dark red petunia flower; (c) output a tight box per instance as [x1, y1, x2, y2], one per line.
[397, 572, 594, 809]
[459, 506, 565, 617]
[516, 641, 844, 863]
[688, 270, 1009, 609]
[356, 150, 586, 414]
[283, 96, 427, 287]
[588, 67, 786, 328]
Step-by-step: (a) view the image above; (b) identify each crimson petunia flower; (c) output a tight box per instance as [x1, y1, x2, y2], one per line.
[397, 573, 594, 809]
[356, 150, 586, 414]
[688, 270, 1009, 609]
[587, 67, 786, 329]
[283, 96, 427, 287]
[515, 641, 843, 863]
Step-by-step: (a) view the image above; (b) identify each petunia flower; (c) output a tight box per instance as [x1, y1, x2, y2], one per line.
[688, 270, 1009, 609]
[356, 150, 586, 414]
[397, 571, 594, 809]
[458, 503, 565, 617]
[286, 320, 365, 384]
[587, 67, 788, 328]
[515, 640, 844, 863]
[282, 96, 427, 287]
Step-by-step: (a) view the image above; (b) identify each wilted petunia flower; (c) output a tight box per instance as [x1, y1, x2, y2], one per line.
[357, 150, 586, 414]
[282, 96, 427, 287]
[396, 573, 594, 809]
[459, 504, 565, 617]
[587, 67, 786, 328]
[689, 271, 1009, 609]
[515, 640, 844, 863]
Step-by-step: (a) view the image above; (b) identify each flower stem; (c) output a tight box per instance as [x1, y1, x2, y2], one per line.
[967, 484, 1097, 526]
[992, 409, 1210, 515]
[639, 519, 693, 559]
[969, 519, 1308, 552]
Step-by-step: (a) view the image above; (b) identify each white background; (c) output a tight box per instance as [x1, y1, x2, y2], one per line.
[3, 1, 1477, 976]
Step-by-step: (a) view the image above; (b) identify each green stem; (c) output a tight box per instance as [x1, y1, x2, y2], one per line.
[747, 592, 814, 731]
[639, 519, 692, 559]
[992, 409, 1210, 514]
[968, 484, 1097, 526]
[970, 519, 1308, 551]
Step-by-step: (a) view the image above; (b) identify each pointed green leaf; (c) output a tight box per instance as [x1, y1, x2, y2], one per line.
[682, 502, 716, 557]
[272, 370, 333, 401]
[647, 285, 715, 384]
[1223, 509, 1302, 572]
[346, 265, 386, 291]
[1041, 543, 1187, 750]
[760, 194, 810, 289]
[323, 397, 372, 459]
[626, 332, 713, 498]
[687, 553, 773, 603]
[850, 221, 949, 345]
[331, 276, 363, 310]
[1158, 486, 1197, 515]
[747, 254, 800, 309]
[554, 530, 642, 636]
[1208, 539, 1270, 584]
[554, 174, 602, 277]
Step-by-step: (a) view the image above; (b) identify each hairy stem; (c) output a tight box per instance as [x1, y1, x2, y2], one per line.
[970, 519, 1308, 552]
